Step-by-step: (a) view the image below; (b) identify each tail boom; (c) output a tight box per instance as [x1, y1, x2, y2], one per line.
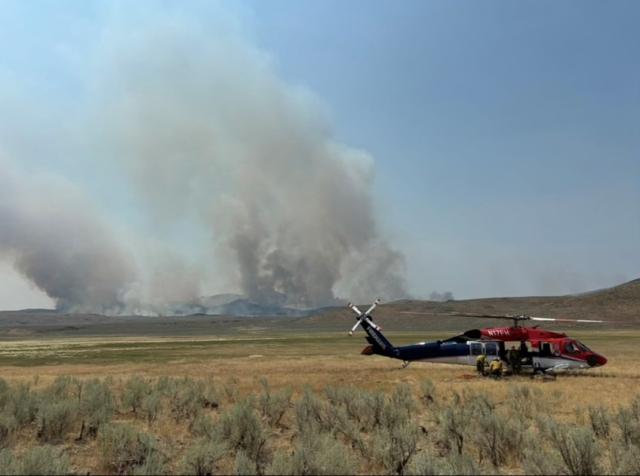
[348, 300, 398, 358]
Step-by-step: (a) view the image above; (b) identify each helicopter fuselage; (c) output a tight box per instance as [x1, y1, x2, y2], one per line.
[368, 335, 607, 372]
[352, 307, 607, 374]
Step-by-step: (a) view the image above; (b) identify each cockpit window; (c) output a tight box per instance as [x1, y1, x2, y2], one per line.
[575, 341, 591, 352]
[565, 341, 590, 354]
[565, 342, 578, 354]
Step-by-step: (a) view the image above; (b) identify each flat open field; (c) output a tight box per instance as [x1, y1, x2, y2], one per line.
[1, 330, 638, 411]
[0, 327, 638, 474]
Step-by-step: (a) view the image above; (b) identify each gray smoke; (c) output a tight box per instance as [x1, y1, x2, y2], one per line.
[0, 13, 407, 312]
[0, 160, 135, 313]
[429, 291, 454, 302]
[94, 19, 407, 308]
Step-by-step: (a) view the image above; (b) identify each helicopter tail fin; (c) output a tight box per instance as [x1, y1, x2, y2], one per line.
[361, 318, 396, 357]
[348, 300, 397, 358]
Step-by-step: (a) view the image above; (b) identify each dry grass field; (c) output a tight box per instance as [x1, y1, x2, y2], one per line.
[0, 329, 638, 474]
[0, 330, 638, 404]
[0, 283, 638, 474]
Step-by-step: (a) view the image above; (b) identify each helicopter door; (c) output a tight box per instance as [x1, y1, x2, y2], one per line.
[540, 343, 552, 357]
[470, 343, 482, 356]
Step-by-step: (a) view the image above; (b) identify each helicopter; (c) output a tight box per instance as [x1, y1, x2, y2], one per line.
[347, 299, 609, 374]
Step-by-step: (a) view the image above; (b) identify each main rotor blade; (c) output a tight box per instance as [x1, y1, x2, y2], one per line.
[399, 311, 616, 324]
[529, 316, 606, 323]
[399, 311, 525, 320]
[448, 312, 526, 320]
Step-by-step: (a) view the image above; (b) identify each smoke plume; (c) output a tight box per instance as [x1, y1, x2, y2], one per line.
[0, 12, 407, 312]
[0, 160, 135, 313]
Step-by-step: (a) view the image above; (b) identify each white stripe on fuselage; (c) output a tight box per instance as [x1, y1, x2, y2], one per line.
[532, 356, 589, 371]
[412, 355, 589, 371]
[413, 355, 490, 366]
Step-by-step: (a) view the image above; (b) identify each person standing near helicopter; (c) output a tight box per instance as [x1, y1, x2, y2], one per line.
[507, 345, 522, 374]
[476, 354, 488, 376]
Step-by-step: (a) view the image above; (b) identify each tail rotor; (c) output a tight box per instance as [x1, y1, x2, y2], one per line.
[348, 298, 381, 335]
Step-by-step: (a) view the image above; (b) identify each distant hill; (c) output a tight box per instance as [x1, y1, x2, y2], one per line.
[198, 298, 312, 317]
[0, 279, 637, 338]
[197, 293, 245, 308]
[308, 278, 640, 331]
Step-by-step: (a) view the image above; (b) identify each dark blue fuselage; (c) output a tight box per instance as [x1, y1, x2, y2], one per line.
[395, 341, 470, 361]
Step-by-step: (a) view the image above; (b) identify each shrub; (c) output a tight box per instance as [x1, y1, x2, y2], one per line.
[79, 379, 114, 439]
[100, 423, 163, 474]
[324, 386, 364, 424]
[0, 413, 17, 448]
[325, 385, 388, 432]
[631, 395, 640, 420]
[615, 407, 640, 446]
[437, 389, 493, 456]
[36, 400, 78, 443]
[289, 432, 358, 475]
[420, 379, 436, 407]
[358, 390, 386, 430]
[381, 399, 411, 434]
[266, 450, 296, 476]
[463, 390, 494, 420]
[235, 451, 258, 475]
[258, 379, 291, 428]
[200, 379, 220, 409]
[190, 412, 216, 440]
[609, 440, 640, 475]
[548, 424, 601, 476]
[373, 422, 419, 475]
[223, 377, 239, 403]
[391, 384, 416, 420]
[587, 406, 610, 439]
[18, 445, 71, 475]
[440, 452, 483, 476]
[8, 383, 39, 427]
[141, 391, 163, 425]
[46, 376, 82, 401]
[0, 379, 11, 408]
[122, 376, 151, 416]
[169, 379, 203, 422]
[180, 438, 226, 475]
[0, 446, 71, 475]
[155, 376, 176, 396]
[328, 407, 366, 456]
[0, 449, 15, 475]
[473, 413, 524, 467]
[313, 400, 366, 457]
[132, 450, 167, 475]
[217, 399, 268, 466]
[439, 406, 466, 455]
[406, 451, 441, 475]
[295, 388, 328, 433]
[507, 385, 542, 421]
[523, 444, 564, 476]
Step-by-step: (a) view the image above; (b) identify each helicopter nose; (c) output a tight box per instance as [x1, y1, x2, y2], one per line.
[587, 354, 607, 367]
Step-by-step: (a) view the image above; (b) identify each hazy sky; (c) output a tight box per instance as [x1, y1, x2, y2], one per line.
[0, 0, 638, 309]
